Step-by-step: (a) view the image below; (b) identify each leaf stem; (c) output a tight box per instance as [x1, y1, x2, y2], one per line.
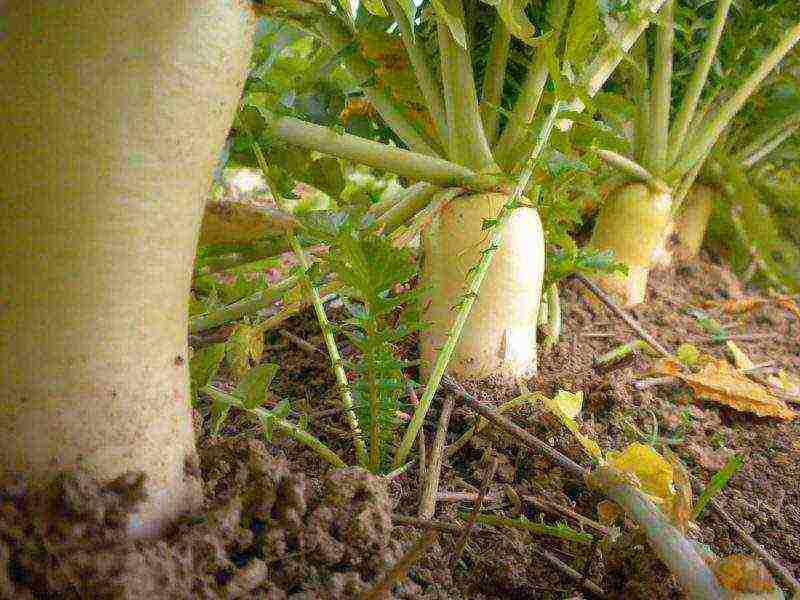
[480, 15, 512, 146]
[667, 0, 732, 166]
[494, 0, 568, 168]
[247, 134, 368, 467]
[436, 0, 497, 171]
[263, 112, 498, 188]
[644, 0, 673, 176]
[671, 22, 800, 180]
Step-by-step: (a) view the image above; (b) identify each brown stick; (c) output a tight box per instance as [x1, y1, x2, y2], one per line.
[435, 490, 609, 536]
[419, 395, 456, 518]
[451, 452, 498, 565]
[688, 473, 800, 595]
[572, 273, 672, 359]
[279, 329, 324, 355]
[357, 530, 439, 600]
[391, 515, 608, 598]
[443, 376, 587, 477]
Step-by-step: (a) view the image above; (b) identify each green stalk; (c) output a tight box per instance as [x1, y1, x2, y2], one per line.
[436, 0, 497, 171]
[644, 0, 673, 176]
[190, 274, 301, 333]
[390, 187, 463, 248]
[581, 0, 670, 100]
[302, 10, 442, 157]
[742, 124, 800, 168]
[737, 109, 800, 165]
[671, 22, 800, 180]
[667, 0, 732, 166]
[631, 34, 650, 164]
[393, 100, 562, 468]
[248, 135, 368, 467]
[459, 512, 593, 545]
[204, 386, 347, 469]
[255, 281, 342, 334]
[672, 147, 710, 211]
[262, 112, 497, 188]
[494, 0, 568, 168]
[365, 314, 382, 472]
[513, 0, 667, 168]
[596, 149, 669, 193]
[375, 183, 440, 234]
[385, 0, 449, 148]
[480, 15, 512, 146]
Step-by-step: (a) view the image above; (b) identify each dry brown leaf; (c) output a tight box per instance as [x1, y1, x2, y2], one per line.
[701, 297, 767, 314]
[778, 297, 800, 321]
[712, 555, 777, 593]
[656, 359, 797, 420]
[663, 448, 693, 533]
[596, 500, 622, 526]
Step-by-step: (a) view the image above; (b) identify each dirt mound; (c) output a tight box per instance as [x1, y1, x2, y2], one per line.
[0, 438, 408, 599]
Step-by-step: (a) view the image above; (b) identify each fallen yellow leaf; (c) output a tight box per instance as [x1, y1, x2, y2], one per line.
[726, 341, 755, 371]
[656, 359, 797, 420]
[606, 443, 675, 505]
[778, 370, 800, 396]
[537, 391, 604, 461]
[701, 297, 767, 314]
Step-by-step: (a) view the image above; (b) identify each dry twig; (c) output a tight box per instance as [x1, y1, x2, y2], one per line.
[419, 395, 456, 518]
[451, 452, 498, 565]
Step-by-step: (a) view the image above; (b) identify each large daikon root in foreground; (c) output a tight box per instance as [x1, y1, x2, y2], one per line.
[0, 0, 254, 538]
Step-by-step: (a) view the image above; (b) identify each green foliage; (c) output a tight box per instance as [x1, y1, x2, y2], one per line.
[693, 454, 744, 519]
[302, 209, 423, 471]
[706, 159, 800, 292]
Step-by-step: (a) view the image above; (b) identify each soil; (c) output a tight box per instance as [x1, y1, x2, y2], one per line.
[3, 252, 799, 599]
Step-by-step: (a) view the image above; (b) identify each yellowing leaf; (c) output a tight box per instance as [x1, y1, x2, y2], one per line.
[726, 340, 755, 371]
[700, 297, 767, 314]
[537, 391, 603, 460]
[606, 443, 674, 505]
[656, 359, 797, 420]
[778, 370, 800, 396]
[227, 323, 265, 379]
[553, 389, 583, 420]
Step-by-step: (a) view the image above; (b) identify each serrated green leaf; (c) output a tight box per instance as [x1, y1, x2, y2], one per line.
[236, 363, 280, 409]
[189, 343, 227, 405]
[565, 0, 600, 63]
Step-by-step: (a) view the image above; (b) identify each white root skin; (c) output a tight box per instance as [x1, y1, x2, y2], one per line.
[0, 1, 254, 537]
[421, 193, 545, 384]
[589, 182, 673, 306]
[674, 184, 717, 261]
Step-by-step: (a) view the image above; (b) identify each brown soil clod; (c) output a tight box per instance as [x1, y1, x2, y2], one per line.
[0, 439, 403, 600]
